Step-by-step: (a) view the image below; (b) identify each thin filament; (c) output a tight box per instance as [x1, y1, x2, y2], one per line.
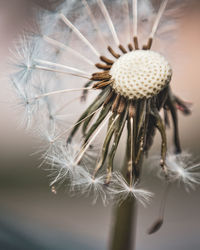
[124, 0, 132, 42]
[130, 117, 134, 187]
[43, 35, 94, 65]
[97, 0, 120, 46]
[150, 0, 169, 39]
[147, 182, 170, 234]
[59, 13, 100, 57]
[81, 0, 107, 47]
[53, 96, 81, 116]
[53, 107, 102, 142]
[34, 59, 90, 76]
[33, 87, 93, 100]
[35, 65, 90, 79]
[159, 183, 170, 219]
[132, 0, 138, 37]
[93, 114, 120, 178]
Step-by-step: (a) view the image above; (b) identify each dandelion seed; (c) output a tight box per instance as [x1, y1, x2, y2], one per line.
[32, 124, 62, 167]
[73, 171, 107, 205]
[51, 186, 57, 194]
[166, 152, 200, 191]
[11, 78, 38, 128]
[46, 142, 86, 186]
[10, 36, 37, 84]
[109, 172, 153, 206]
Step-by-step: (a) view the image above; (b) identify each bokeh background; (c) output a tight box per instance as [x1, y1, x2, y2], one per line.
[0, 0, 200, 249]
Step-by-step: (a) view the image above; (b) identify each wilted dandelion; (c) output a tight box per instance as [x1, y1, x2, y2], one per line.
[10, 0, 199, 224]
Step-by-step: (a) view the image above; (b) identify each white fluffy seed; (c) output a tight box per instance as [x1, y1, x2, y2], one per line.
[110, 50, 172, 99]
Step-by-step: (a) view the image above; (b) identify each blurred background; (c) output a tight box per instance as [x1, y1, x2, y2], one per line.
[0, 0, 200, 249]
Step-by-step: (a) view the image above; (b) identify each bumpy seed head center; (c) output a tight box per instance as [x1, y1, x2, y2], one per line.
[110, 50, 172, 99]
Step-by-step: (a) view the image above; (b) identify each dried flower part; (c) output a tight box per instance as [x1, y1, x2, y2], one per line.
[147, 218, 164, 235]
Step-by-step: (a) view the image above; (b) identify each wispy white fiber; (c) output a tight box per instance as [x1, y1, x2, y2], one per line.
[73, 171, 108, 205]
[43, 35, 94, 66]
[97, 0, 120, 46]
[46, 142, 86, 186]
[150, 0, 169, 39]
[59, 13, 100, 57]
[166, 152, 200, 191]
[109, 172, 154, 206]
[132, 0, 138, 37]
[10, 36, 39, 86]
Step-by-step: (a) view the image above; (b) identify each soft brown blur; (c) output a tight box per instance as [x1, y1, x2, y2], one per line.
[0, 1, 200, 250]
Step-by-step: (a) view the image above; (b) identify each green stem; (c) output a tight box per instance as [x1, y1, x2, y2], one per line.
[109, 148, 138, 250]
[109, 197, 137, 250]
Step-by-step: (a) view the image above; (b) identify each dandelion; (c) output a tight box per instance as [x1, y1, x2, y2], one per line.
[10, 0, 199, 241]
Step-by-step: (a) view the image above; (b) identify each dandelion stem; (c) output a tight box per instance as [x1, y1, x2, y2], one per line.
[109, 144, 138, 250]
[110, 198, 137, 250]
[59, 13, 100, 57]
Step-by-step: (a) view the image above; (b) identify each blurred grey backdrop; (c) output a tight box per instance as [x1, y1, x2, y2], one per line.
[0, 0, 200, 249]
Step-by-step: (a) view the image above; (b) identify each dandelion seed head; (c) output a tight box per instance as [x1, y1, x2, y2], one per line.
[110, 50, 172, 99]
